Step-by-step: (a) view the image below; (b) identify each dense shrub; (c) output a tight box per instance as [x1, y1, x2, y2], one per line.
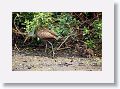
[13, 12, 79, 37]
[12, 12, 102, 57]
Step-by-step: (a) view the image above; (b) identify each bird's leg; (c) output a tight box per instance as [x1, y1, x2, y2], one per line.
[45, 41, 47, 53]
[47, 41, 55, 58]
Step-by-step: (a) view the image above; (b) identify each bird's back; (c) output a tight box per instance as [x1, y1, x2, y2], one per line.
[36, 28, 57, 40]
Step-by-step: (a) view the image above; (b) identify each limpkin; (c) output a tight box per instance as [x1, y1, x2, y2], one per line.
[35, 28, 57, 58]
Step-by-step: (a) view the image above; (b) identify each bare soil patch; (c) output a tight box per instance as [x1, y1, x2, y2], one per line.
[12, 49, 102, 71]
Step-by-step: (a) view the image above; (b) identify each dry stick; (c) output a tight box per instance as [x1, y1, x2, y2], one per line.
[49, 32, 76, 55]
[57, 36, 70, 50]
[80, 17, 97, 27]
[56, 47, 71, 51]
[13, 15, 28, 43]
[15, 44, 20, 52]
[24, 36, 30, 43]
[12, 29, 27, 35]
[49, 47, 71, 55]
[13, 28, 28, 43]
[57, 34, 75, 50]
[13, 15, 22, 34]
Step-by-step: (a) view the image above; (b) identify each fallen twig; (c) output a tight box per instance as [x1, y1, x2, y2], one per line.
[12, 28, 27, 35]
[13, 14, 28, 37]
[15, 44, 20, 52]
[56, 33, 76, 50]
[56, 47, 71, 51]
[57, 35, 71, 50]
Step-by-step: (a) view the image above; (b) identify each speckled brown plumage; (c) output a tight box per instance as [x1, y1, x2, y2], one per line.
[36, 28, 57, 40]
[35, 28, 57, 58]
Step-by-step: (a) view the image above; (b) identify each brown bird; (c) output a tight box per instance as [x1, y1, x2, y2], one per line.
[36, 28, 58, 58]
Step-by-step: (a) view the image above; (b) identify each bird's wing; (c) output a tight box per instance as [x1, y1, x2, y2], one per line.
[36, 30, 57, 39]
[45, 29, 57, 37]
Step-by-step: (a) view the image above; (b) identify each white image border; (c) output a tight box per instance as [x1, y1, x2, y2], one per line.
[0, 0, 114, 83]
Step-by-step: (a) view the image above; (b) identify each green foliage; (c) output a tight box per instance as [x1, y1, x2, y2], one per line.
[13, 12, 35, 27]
[13, 12, 80, 37]
[93, 19, 102, 39]
[83, 19, 102, 49]
[49, 13, 80, 36]
[83, 26, 89, 35]
[85, 39, 95, 48]
[24, 12, 54, 36]
[13, 12, 102, 52]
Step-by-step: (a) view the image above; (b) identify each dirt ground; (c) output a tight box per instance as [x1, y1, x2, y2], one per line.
[12, 49, 102, 71]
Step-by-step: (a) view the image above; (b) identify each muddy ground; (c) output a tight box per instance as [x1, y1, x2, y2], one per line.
[12, 48, 102, 71]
